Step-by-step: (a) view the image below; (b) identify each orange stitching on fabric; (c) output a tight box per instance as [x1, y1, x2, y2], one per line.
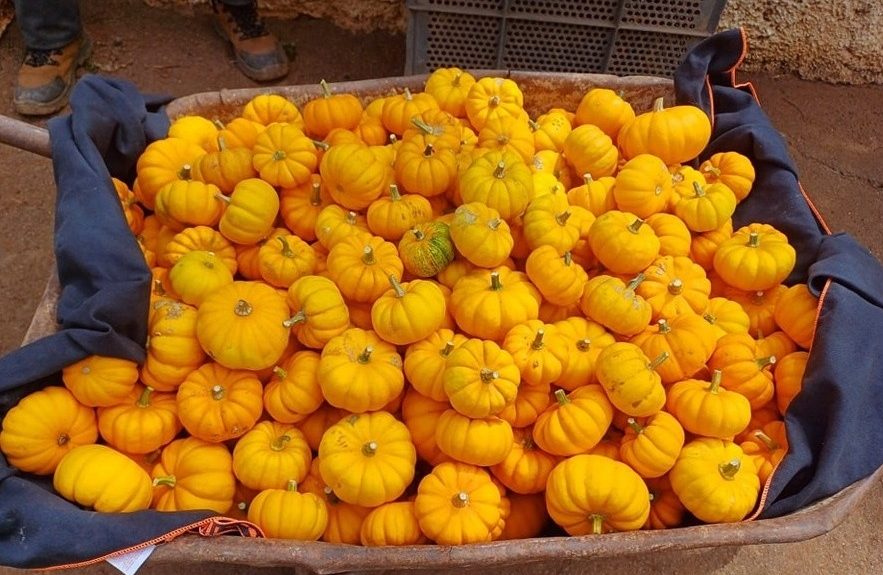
[797, 181, 833, 234]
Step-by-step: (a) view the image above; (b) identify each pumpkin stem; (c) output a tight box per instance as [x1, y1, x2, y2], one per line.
[692, 181, 706, 197]
[489, 95, 500, 108]
[214, 193, 232, 204]
[271, 434, 292, 452]
[323, 486, 342, 504]
[286, 479, 299, 492]
[754, 430, 781, 452]
[626, 273, 646, 292]
[528, 119, 540, 132]
[311, 139, 330, 151]
[283, 310, 307, 328]
[555, 211, 571, 226]
[362, 441, 379, 457]
[576, 338, 591, 352]
[319, 78, 332, 98]
[403, 87, 413, 101]
[702, 164, 722, 178]
[389, 183, 402, 201]
[310, 181, 322, 206]
[346, 211, 358, 225]
[57, 433, 70, 446]
[648, 351, 670, 372]
[668, 278, 684, 295]
[152, 475, 177, 488]
[273, 366, 288, 380]
[652, 97, 665, 112]
[757, 355, 777, 370]
[489, 271, 503, 291]
[277, 235, 294, 258]
[522, 434, 536, 450]
[493, 161, 506, 179]
[582, 173, 594, 186]
[708, 370, 723, 394]
[751, 290, 766, 305]
[212, 119, 226, 131]
[234, 299, 253, 317]
[80, 365, 91, 375]
[211, 385, 225, 401]
[136, 386, 154, 408]
[702, 311, 716, 325]
[412, 228, 426, 241]
[590, 514, 605, 535]
[553, 388, 570, 405]
[487, 218, 503, 231]
[388, 133, 398, 145]
[178, 164, 192, 180]
[441, 341, 456, 357]
[388, 275, 407, 298]
[747, 231, 760, 248]
[627, 217, 645, 234]
[531, 329, 546, 350]
[423, 143, 435, 157]
[272, 149, 287, 161]
[657, 318, 672, 334]
[452, 71, 462, 86]
[627, 417, 644, 435]
[361, 246, 376, 265]
[409, 117, 435, 135]
[217, 135, 228, 151]
[451, 491, 470, 508]
[718, 458, 742, 480]
[480, 368, 500, 384]
[563, 251, 573, 266]
[358, 346, 374, 364]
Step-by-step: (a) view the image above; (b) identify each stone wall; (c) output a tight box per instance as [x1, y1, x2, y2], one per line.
[148, 1, 882, 84]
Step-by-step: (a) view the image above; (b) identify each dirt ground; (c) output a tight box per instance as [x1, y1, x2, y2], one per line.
[0, 1, 881, 574]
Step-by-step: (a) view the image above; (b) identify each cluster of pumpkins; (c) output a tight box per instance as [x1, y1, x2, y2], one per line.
[0, 68, 820, 545]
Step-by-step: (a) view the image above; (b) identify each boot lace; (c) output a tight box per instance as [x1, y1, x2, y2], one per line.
[225, 3, 268, 40]
[24, 48, 63, 67]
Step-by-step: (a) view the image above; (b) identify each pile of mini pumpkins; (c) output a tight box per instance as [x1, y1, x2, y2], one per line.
[0, 69, 820, 545]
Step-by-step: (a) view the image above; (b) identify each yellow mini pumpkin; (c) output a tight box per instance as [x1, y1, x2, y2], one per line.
[435, 410, 514, 467]
[371, 276, 447, 346]
[53, 444, 153, 513]
[700, 151, 755, 202]
[450, 268, 541, 342]
[631, 314, 717, 385]
[501, 320, 568, 387]
[285, 274, 350, 349]
[713, 223, 797, 292]
[151, 436, 235, 513]
[579, 274, 653, 337]
[620, 411, 685, 478]
[667, 369, 752, 439]
[618, 98, 711, 165]
[248, 479, 328, 541]
[443, 338, 520, 418]
[613, 154, 673, 218]
[232, 421, 312, 491]
[553, 317, 616, 390]
[217, 178, 280, 245]
[525, 247, 588, 307]
[595, 342, 668, 417]
[449, 201, 514, 268]
[62, 355, 139, 407]
[532, 386, 613, 456]
[326, 235, 404, 304]
[263, 351, 324, 423]
[773, 283, 818, 349]
[360, 501, 428, 546]
[588, 210, 661, 274]
[168, 250, 234, 306]
[562, 124, 619, 179]
[176, 362, 264, 442]
[459, 149, 533, 221]
[97, 385, 181, 455]
[320, 142, 391, 211]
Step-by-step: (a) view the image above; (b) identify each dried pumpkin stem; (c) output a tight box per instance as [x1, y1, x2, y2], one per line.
[346, 211, 358, 225]
[319, 78, 332, 98]
[648, 351, 670, 372]
[362, 441, 379, 457]
[555, 211, 571, 226]
[273, 366, 288, 380]
[57, 433, 69, 446]
[576, 338, 591, 352]
[627, 217, 645, 234]
[311, 139, 330, 151]
[178, 164, 192, 180]
[702, 311, 716, 325]
[389, 183, 402, 201]
[361, 246, 376, 265]
[423, 143, 435, 157]
[358, 346, 374, 364]
[582, 173, 594, 186]
[451, 492, 470, 508]
[668, 278, 684, 295]
[488, 218, 503, 231]
[626, 273, 646, 292]
[310, 182, 322, 206]
[215, 193, 232, 204]
[286, 479, 299, 492]
[271, 435, 292, 452]
[403, 87, 413, 101]
[409, 117, 434, 135]
[136, 386, 154, 408]
[272, 149, 287, 161]
[217, 135, 228, 151]
[591, 514, 605, 535]
[703, 165, 722, 177]
[480, 368, 499, 384]
[493, 161, 506, 179]
[212, 119, 226, 131]
[627, 417, 645, 435]
[489, 272, 503, 291]
[756, 355, 777, 370]
[283, 310, 307, 328]
[553, 389, 570, 405]
[489, 95, 500, 107]
[277, 236, 294, 258]
[211, 385, 225, 401]
[747, 232, 760, 248]
[692, 181, 706, 197]
[707, 370, 723, 394]
[234, 299, 253, 317]
[718, 458, 742, 480]
[657, 318, 671, 334]
[153, 475, 177, 488]
[440, 341, 456, 357]
[522, 434, 536, 450]
[412, 228, 426, 241]
[652, 97, 665, 112]
[528, 119, 540, 132]
[531, 329, 546, 350]
[754, 430, 780, 452]
[388, 275, 406, 298]
[388, 133, 398, 145]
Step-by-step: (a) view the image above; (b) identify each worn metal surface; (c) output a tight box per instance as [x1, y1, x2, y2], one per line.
[0, 114, 52, 159]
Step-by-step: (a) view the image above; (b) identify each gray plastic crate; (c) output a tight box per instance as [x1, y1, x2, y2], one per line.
[405, 0, 728, 77]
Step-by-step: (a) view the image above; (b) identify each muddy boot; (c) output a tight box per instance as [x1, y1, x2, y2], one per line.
[14, 36, 92, 116]
[212, 0, 289, 82]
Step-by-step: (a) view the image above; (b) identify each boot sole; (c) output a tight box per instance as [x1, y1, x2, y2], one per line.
[13, 36, 94, 116]
[212, 19, 289, 82]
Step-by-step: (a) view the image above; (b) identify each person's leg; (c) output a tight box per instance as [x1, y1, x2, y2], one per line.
[211, 0, 289, 82]
[13, 0, 91, 116]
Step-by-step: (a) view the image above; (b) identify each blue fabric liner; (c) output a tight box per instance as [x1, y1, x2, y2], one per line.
[0, 29, 881, 568]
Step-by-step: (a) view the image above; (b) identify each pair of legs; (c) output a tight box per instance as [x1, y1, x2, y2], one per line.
[13, 0, 289, 116]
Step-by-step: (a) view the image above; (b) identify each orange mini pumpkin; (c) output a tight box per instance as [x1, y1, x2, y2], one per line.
[176, 362, 264, 442]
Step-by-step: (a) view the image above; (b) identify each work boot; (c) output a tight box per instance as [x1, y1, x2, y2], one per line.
[212, 1, 289, 82]
[14, 36, 92, 116]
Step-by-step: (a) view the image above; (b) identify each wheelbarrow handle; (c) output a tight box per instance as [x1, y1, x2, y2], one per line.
[0, 114, 52, 158]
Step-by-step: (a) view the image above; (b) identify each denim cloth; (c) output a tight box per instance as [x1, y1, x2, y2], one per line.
[675, 29, 883, 518]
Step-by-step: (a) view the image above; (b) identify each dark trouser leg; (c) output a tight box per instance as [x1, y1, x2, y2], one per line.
[14, 0, 83, 50]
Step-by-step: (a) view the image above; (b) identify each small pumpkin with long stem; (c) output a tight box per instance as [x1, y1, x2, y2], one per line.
[700, 151, 755, 202]
[449, 201, 514, 268]
[579, 274, 653, 337]
[675, 180, 738, 233]
[97, 384, 181, 454]
[566, 173, 616, 216]
[589, 210, 661, 274]
[381, 87, 441, 135]
[708, 332, 777, 409]
[450, 268, 541, 342]
[459, 149, 533, 221]
[279, 176, 331, 242]
[367, 183, 433, 242]
[617, 97, 711, 165]
[415, 461, 503, 544]
[285, 274, 350, 349]
[501, 320, 568, 387]
[248, 479, 328, 541]
[398, 221, 456, 278]
[667, 369, 752, 439]
[739, 420, 788, 484]
[325, 235, 404, 304]
[713, 223, 797, 292]
[303, 79, 364, 138]
[443, 338, 520, 418]
[317, 328, 404, 413]
[532, 386, 613, 456]
[595, 342, 668, 417]
[631, 315, 717, 385]
[319, 411, 417, 507]
[394, 135, 459, 198]
[371, 275, 447, 346]
[191, 135, 257, 193]
[232, 421, 312, 491]
[620, 411, 685, 479]
[546, 454, 650, 534]
[669, 438, 759, 523]
[151, 436, 236, 513]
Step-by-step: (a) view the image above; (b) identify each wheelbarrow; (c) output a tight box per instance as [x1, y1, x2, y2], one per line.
[0, 69, 881, 574]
